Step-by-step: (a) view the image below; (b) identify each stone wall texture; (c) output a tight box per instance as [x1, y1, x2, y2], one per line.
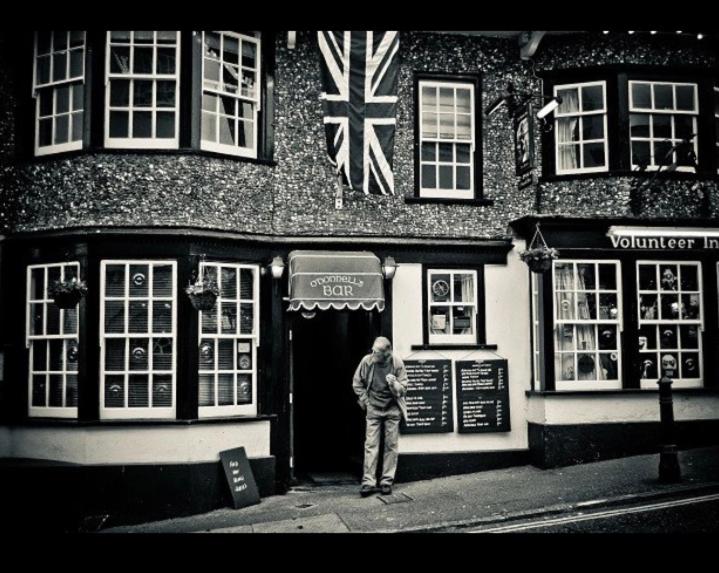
[1, 31, 717, 238]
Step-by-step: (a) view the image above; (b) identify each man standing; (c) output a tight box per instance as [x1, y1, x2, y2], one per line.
[352, 336, 408, 497]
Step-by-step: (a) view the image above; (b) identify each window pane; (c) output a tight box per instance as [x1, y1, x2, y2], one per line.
[242, 41, 257, 69]
[153, 265, 173, 297]
[202, 112, 217, 142]
[49, 375, 63, 407]
[557, 117, 579, 143]
[110, 47, 130, 74]
[133, 47, 153, 74]
[71, 112, 83, 141]
[581, 84, 604, 111]
[438, 87, 453, 113]
[199, 339, 215, 370]
[218, 374, 234, 406]
[456, 88, 471, 114]
[632, 141, 651, 168]
[54, 115, 69, 144]
[128, 300, 149, 332]
[421, 85, 436, 110]
[558, 144, 580, 171]
[456, 113, 471, 140]
[421, 142, 436, 161]
[556, 292, 575, 320]
[134, 31, 154, 44]
[654, 141, 672, 165]
[631, 83, 651, 109]
[675, 85, 695, 111]
[199, 373, 214, 406]
[129, 265, 149, 297]
[653, 84, 673, 110]
[37, 32, 51, 55]
[421, 164, 436, 188]
[582, 115, 604, 140]
[70, 49, 84, 78]
[456, 166, 470, 190]
[105, 339, 125, 371]
[438, 165, 453, 189]
[109, 111, 129, 138]
[238, 120, 253, 149]
[452, 306, 474, 335]
[583, 142, 605, 168]
[105, 375, 125, 407]
[129, 338, 149, 371]
[156, 48, 176, 74]
[36, 55, 50, 85]
[438, 113, 454, 139]
[32, 375, 47, 407]
[156, 81, 175, 107]
[66, 374, 78, 406]
[674, 115, 694, 142]
[598, 293, 619, 320]
[240, 303, 253, 334]
[128, 374, 149, 407]
[153, 374, 172, 406]
[156, 112, 175, 138]
[422, 112, 437, 138]
[237, 374, 252, 404]
[456, 143, 470, 164]
[133, 111, 152, 138]
[52, 51, 67, 82]
[56, 85, 70, 114]
[639, 294, 658, 320]
[556, 87, 579, 114]
[49, 340, 63, 370]
[153, 301, 172, 333]
[430, 274, 451, 302]
[39, 119, 52, 146]
[438, 142, 453, 162]
[218, 115, 234, 145]
[429, 306, 450, 334]
[652, 115, 671, 139]
[33, 341, 48, 372]
[133, 80, 153, 107]
[630, 113, 650, 138]
[453, 274, 474, 303]
[153, 338, 173, 370]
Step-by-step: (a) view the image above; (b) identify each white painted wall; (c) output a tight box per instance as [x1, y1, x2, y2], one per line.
[0, 421, 270, 464]
[392, 243, 533, 454]
[528, 393, 719, 425]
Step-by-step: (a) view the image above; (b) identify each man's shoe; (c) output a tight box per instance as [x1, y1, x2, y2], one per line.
[380, 484, 392, 495]
[360, 485, 374, 497]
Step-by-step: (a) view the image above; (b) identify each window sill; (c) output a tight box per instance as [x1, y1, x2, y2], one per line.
[411, 343, 498, 351]
[2, 414, 276, 427]
[405, 196, 495, 206]
[538, 170, 718, 184]
[526, 388, 719, 396]
[19, 147, 278, 167]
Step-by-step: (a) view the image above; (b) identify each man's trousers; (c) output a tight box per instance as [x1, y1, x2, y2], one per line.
[362, 403, 401, 487]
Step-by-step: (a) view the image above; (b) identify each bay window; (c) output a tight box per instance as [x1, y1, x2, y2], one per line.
[637, 261, 703, 388]
[552, 260, 622, 390]
[553, 81, 608, 174]
[200, 31, 261, 158]
[629, 81, 698, 171]
[33, 31, 86, 156]
[198, 262, 259, 416]
[100, 260, 177, 419]
[26, 262, 80, 417]
[105, 31, 180, 148]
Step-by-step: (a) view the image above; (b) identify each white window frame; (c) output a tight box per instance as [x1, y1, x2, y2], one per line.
[553, 80, 609, 175]
[636, 260, 703, 389]
[418, 79, 475, 199]
[197, 262, 260, 417]
[26, 262, 81, 418]
[426, 269, 478, 345]
[104, 31, 181, 149]
[200, 31, 261, 159]
[552, 259, 623, 391]
[33, 31, 86, 156]
[628, 80, 699, 173]
[99, 260, 177, 419]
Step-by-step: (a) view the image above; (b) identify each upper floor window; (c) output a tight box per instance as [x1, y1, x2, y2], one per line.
[201, 31, 261, 158]
[26, 262, 81, 418]
[553, 81, 608, 174]
[105, 31, 180, 149]
[427, 269, 478, 344]
[629, 81, 698, 172]
[418, 79, 476, 199]
[33, 31, 86, 156]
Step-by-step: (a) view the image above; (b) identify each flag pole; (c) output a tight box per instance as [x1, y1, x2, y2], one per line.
[335, 172, 344, 209]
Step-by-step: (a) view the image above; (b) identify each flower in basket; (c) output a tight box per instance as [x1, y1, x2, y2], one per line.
[519, 246, 560, 273]
[185, 276, 221, 311]
[48, 277, 88, 308]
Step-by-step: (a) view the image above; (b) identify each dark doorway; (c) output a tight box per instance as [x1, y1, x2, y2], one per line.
[292, 310, 381, 477]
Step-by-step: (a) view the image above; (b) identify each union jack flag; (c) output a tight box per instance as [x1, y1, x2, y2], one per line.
[317, 31, 399, 195]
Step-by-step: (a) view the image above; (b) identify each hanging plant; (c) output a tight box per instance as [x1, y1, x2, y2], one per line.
[185, 276, 220, 311]
[519, 224, 559, 273]
[48, 277, 88, 309]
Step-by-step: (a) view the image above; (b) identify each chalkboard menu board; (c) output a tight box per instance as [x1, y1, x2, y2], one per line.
[454, 359, 510, 433]
[400, 359, 453, 434]
[219, 446, 261, 509]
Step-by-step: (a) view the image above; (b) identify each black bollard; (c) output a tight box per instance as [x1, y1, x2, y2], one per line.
[657, 355, 681, 483]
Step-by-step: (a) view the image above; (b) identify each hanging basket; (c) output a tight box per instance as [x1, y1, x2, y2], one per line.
[519, 224, 559, 274]
[187, 290, 218, 311]
[48, 279, 87, 309]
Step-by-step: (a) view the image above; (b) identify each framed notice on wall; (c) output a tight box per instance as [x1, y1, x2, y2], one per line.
[400, 359, 454, 434]
[454, 359, 510, 433]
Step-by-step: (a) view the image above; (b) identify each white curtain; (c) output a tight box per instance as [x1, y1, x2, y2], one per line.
[557, 89, 580, 171]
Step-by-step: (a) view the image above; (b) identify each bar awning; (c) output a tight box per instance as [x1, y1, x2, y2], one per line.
[287, 250, 385, 312]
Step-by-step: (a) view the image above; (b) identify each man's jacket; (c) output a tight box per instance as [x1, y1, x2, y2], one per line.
[352, 353, 409, 421]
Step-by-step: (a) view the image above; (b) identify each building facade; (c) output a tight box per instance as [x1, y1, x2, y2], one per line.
[1, 30, 718, 526]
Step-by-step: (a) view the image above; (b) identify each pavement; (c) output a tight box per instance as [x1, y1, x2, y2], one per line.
[103, 445, 719, 533]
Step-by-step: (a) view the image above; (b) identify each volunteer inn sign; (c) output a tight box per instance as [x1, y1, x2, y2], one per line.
[607, 226, 719, 251]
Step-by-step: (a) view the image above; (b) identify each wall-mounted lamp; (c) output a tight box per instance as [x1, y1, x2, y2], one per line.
[485, 82, 562, 127]
[270, 256, 285, 280]
[536, 97, 561, 119]
[382, 256, 397, 280]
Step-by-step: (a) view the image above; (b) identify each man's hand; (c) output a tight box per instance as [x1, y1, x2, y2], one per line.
[358, 397, 367, 411]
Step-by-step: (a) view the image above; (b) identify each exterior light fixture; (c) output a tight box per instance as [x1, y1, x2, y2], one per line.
[536, 97, 562, 119]
[270, 256, 285, 279]
[697, 33, 704, 40]
[628, 30, 635, 34]
[676, 30, 683, 34]
[602, 31, 610, 35]
[382, 256, 397, 280]
[650, 30, 658, 35]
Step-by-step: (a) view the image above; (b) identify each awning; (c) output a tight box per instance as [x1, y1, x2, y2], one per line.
[287, 250, 385, 312]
